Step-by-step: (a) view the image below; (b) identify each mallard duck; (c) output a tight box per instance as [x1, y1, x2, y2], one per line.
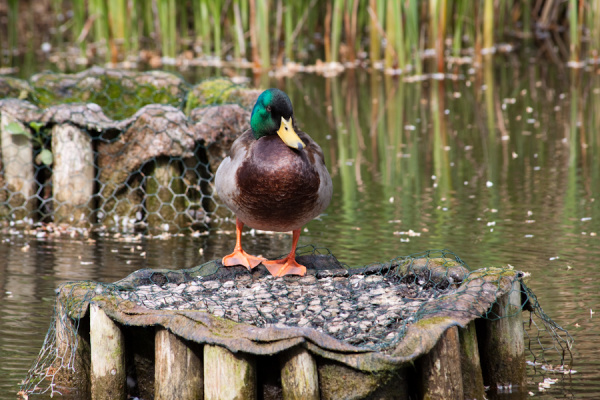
[215, 88, 333, 277]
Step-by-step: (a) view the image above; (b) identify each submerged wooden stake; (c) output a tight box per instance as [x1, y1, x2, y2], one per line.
[90, 304, 126, 400]
[417, 325, 464, 399]
[0, 113, 34, 219]
[203, 344, 256, 400]
[479, 278, 526, 390]
[155, 327, 203, 400]
[459, 321, 485, 399]
[52, 124, 94, 225]
[280, 346, 319, 400]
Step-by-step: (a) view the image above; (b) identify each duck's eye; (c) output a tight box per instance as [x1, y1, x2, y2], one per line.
[266, 106, 271, 112]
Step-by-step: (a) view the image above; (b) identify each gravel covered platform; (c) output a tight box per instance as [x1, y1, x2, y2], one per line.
[89, 252, 471, 352]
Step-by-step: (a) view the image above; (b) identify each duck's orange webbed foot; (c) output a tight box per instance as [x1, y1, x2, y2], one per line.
[222, 217, 266, 270]
[222, 250, 266, 271]
[263, 256, 307, 277]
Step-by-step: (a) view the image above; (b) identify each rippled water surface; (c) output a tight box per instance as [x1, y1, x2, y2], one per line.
[2, 58, 600, 398]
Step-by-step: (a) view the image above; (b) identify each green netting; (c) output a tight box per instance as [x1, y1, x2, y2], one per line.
[0, 68, 258, 235]
[18, 248, 573, 398]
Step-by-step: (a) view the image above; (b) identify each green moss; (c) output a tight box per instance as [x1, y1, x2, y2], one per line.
[0, 77, 34, 100]
[467, 267, 517, 280]
[185, 78, 238, 115]
[414, 316, 451, 329]
[30, 70, 184, 119]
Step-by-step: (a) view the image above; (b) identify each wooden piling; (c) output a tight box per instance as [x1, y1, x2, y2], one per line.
[318, 359, 408, 400]
[280, 346, 319, 400]
[51, 123, 94, 225]
[203, 344, 257, 400]
[90, 304, 126, 400]
[416, 325, 464, 399]
[155, 327, 203, 400]
[459, 321, 485, 399]
[478, 278, 526, 390]
[0, 113, 34, 219]
[145, 158, 187, 231]
[55, 300, 91, 397]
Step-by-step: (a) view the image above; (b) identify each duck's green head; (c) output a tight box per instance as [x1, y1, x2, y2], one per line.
[250, 88, 305, 150]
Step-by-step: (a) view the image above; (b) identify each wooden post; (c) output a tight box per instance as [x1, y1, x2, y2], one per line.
[203, 344, 256, 400]
[318, 360, 407, 400]
[459, 321, 485, 399]
[55, 299, 91, 396]
[0, 113, 34, 219]
[52, 123, 95, 225]
[90, 304, 126, 400]
[478, 278, 526, 390]
[280, 347, 319, 400]
[416, 326, 464, 399]
[145, 159, 187, 232]
[155, 327, 203, 400]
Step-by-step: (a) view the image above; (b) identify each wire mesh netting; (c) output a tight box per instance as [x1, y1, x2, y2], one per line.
[18, 248, 574, 398]
[1, 68, 261, 235]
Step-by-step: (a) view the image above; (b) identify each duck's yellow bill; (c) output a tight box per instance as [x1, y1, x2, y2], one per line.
[277, 117, 305, 150]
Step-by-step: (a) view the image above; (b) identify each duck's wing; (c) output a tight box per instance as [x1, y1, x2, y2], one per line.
[215, 129, 254, 206]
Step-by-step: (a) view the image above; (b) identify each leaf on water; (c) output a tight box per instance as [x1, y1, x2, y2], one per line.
[40, 149, 53, 165]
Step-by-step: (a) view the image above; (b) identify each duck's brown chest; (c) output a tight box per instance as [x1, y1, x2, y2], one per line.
[233, 136, 321, 231]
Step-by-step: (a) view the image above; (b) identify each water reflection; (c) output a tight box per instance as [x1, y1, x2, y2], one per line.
[2, 58, 600, 398]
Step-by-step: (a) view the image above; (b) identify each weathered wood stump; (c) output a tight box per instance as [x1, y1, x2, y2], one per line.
[318, 359, 408, 400]
[478, 279, 526, 391]
[203, 344, 257, 400]
[90, 304, 126, 400]
[145, 158, 187, 231]
[0, 113, 34, 219]
[416, 325, 464, 399]
[459, 320, 486, 399]
[155, 327, 203, 400]
[55, 300, 91, 397]
[280, 346, 319, 400]
[51, 123, 95, 225]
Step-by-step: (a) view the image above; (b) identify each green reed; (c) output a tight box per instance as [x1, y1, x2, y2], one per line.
[483, 0, 494, 51]
[255, 0, 270, 69]
[6, 0, 18, 62]
[587, 0, 600, 59]
[569, 0, 581, 63]
[5, 1, 600, 72]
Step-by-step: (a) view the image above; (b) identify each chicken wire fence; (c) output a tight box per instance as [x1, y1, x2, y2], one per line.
[18, 248, 574, 398]
[1, 68, 261, 235]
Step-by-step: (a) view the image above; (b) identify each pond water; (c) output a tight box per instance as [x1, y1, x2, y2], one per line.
[2, 56, 600, 398]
